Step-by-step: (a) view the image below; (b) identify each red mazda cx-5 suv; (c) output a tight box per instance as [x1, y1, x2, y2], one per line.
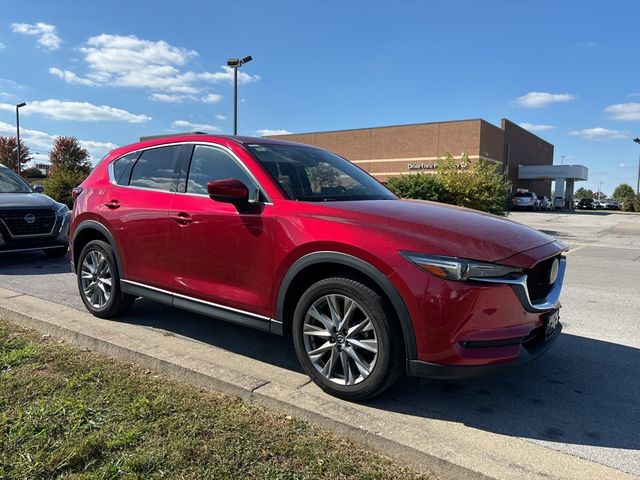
[70, 133, 566, 400]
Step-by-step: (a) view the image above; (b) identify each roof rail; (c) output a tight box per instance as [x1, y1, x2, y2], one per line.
[139, 131, 208, 142]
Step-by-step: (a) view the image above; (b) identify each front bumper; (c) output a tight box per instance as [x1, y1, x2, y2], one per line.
[0, 210, 71, 254]
[407, 322, 562, 379]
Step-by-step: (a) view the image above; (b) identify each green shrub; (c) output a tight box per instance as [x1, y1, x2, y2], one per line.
[386, 153, 512, 216]
[622, 194, 637, 212]
[43, 168, 88, 207]
[386, 172, 450, 203]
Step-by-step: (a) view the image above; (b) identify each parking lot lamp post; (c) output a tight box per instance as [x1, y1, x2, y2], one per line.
[15, 102, 26, 174]
[634, 138, 640, 194]
[226, 55, 252, 135]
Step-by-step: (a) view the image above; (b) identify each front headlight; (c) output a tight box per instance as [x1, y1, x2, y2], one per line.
[401, 252, 522, 281]
[55, 203, 70, 216]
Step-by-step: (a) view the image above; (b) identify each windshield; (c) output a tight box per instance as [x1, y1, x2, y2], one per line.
[515, 192, 534, 197]
[0, 167, 33, 193]
[245, 144, 396, 202]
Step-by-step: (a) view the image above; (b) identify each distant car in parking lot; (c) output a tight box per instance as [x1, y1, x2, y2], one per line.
[511, 191, 540, 211]
[0, 163, 71, 256]
[599, 199, 620, 210]
[577, 198, 595, 210]
[537, 195, 553, 211]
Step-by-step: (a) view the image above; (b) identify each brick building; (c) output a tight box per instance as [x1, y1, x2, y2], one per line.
[267, 118, 554, 195]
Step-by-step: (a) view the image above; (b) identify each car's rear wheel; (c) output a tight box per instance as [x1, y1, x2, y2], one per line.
[292, 276, 404, 401]
[44, 247, 67, 258]
[77, 240, 134, 318]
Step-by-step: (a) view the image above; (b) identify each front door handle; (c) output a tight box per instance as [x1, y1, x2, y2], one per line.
[103, 200, 120, 209]
[170, 212, 193, 225]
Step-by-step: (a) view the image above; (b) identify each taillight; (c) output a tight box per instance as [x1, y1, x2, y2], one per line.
[72, 186, 83, 201]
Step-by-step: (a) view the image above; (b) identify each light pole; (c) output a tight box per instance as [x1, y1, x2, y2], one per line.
[634, 138, 640, 194]
[561, 155, 566, 165]
[598, 181, 603, 201]
[15, 102, 26, 174]
[227, 56, 252, 135]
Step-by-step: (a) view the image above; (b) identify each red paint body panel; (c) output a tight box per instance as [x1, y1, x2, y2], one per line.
[70, 134, 567, 372]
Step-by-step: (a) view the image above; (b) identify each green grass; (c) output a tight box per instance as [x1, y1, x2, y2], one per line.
[0, 320, 429, 479]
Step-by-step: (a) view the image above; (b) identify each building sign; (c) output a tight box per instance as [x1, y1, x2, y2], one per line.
[408, 162, 468, 171]
[518, 165, 588, 180]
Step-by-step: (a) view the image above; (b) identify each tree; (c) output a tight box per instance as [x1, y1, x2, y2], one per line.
[43, 137, 92, 207]
[0, 136, 32, 172]
[612, 184, 636, 203]
[48, 136, 91, 175]
[574, 187, 594, 200]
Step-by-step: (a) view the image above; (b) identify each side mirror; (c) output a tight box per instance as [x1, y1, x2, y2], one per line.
[34, 185, 44, 193]
[207, 179, 249, 207]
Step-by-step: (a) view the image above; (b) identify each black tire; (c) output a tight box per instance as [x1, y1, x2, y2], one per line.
[77, 239, 135, 318]
[292, 276, 404, 401]
[44, 247, 68, 258]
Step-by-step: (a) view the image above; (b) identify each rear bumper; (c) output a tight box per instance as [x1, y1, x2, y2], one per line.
[407, 322, 561, 379]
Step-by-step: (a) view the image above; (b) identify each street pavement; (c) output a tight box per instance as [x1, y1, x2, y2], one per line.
[1, 210, 639, 478]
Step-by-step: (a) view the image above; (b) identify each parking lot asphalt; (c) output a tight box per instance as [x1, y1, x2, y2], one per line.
[1, 210, 639, 479]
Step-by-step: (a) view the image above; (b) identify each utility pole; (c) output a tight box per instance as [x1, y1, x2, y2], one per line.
[634, 138, 640, 194]
[226, 56, 252, 135]
[15, 102, 26, 174]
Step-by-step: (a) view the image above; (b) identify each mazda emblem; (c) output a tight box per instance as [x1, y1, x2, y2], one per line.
[24, 213, 36, 224]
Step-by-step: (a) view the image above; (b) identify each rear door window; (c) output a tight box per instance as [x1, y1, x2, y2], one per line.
[129, 146, 182, 191]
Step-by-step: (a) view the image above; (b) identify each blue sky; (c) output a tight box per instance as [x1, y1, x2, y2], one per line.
[0, 0, 638, 195]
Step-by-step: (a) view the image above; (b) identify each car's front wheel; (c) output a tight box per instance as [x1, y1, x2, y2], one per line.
[292, 276, 404, 401]
[77, 240, 135, 318]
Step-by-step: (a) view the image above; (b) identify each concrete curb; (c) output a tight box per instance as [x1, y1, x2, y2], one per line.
[0, 286, 634, 480]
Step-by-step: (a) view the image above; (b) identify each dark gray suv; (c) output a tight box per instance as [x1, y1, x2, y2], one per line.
[0, 164, 70, 256]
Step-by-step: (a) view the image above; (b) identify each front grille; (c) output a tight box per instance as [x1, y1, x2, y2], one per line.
[0, 209, 56, 237]
[525, 255, 558, 302]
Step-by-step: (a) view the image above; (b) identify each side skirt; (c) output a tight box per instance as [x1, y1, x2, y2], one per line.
[120, 279, 275, 333]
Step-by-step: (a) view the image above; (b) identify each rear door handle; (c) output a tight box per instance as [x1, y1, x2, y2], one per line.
[170, 212, 193, 225]
[103, 200, 120, 209]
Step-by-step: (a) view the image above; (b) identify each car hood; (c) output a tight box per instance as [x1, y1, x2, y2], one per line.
[314, 199, 560, 264]
[0, 193, 59, 209]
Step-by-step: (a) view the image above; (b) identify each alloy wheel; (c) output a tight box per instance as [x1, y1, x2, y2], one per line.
[80, 250, 112, 309]
[302, 294, 379, 386]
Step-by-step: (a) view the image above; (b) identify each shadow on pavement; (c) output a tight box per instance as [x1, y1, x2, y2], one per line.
[119, 299, 639, 451]
[0, 251, 71, 275]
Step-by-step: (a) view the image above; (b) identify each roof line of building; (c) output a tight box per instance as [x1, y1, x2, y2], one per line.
[267, 118, 495, 137]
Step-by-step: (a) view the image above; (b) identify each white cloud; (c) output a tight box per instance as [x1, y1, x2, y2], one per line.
[619, 163, 626, 167]
[50, 34, 259, 95]
[215, 114, 227, 121]
[171, 120, 220, 132]
[49, 67, 97, 86]
[0, 121, 116, 162]
[199, 66, 260, 85]
[256, 129, 292, 137]
[0, 42, 5, 50]
[11, 22, 61, 50]
[569, 127, 626, 140]
[603, 103, 640, 121]
[512, 92, 578, 108]
[519, 123, 556, 132]
[202, 93, 222, 104]
[0, 99, 150, 123]
[150, 93, 192, 103]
